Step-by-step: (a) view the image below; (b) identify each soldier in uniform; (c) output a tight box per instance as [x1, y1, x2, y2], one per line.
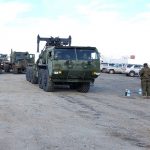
[139, 63, 150, 98]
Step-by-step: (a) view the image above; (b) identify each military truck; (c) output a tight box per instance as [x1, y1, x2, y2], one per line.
[3, 50, 35, 73]
[26, 35, 100, 92]
[0, 54, 9, 73]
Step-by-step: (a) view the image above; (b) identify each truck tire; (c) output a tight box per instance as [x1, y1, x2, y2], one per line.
[38, 69, 43, 89]
[42, 70, 54, 92]
[29, 69, 32, 81]
[26, 68, 29, 81]
[30, 69, 38, 84]
[31, 73, 38, 84]
[77, 82, 90, 93]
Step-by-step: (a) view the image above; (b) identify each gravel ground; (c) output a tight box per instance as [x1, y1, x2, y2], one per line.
[0, 73, 150, 150]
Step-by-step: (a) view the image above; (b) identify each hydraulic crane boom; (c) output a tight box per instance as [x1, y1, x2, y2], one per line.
[37, 34, 71, 52]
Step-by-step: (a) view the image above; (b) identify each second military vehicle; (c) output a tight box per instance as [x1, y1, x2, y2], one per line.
[26, 35, 100, 92]
[4, 50, 35, 73]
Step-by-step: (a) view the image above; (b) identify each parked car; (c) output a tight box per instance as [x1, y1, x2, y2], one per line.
[100, 62, 111, 73]
[123, 64, 143, 77]
[100, 63, 126, 74]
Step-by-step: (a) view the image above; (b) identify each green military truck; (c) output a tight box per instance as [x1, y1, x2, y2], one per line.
[26, 35, 100, 92]
[3, 50, 35, 73]
[0, 54, 8, 73]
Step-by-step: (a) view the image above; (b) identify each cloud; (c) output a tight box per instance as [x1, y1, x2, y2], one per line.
[78, 0, 119, 11]
[0, 1, 31, 25]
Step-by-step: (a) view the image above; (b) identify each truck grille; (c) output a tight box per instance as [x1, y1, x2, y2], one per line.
[66, 70, 91, 79]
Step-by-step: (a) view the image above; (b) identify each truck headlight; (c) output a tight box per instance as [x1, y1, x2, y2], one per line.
[93, 72, 100, 76]
[53, 71, 62, 74]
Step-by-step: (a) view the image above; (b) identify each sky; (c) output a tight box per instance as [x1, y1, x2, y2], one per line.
[0, 0, 150, 64]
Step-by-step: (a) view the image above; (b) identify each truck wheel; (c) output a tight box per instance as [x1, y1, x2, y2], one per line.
[31, 70, 38, 84]
[38, 69, 43, 89]
[42, 70, 54, 92]
[26, 68, 29, 81]
[31, 75, 38, 84]
[77, 82, 90, 93]
[26, 68, 32, 82]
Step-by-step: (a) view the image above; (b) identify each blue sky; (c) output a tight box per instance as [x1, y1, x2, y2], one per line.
[0, 0, 150, 63]
[5, 0, 148, 19]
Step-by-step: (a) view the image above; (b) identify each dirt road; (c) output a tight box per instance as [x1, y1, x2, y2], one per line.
[0, 73, 150, 150]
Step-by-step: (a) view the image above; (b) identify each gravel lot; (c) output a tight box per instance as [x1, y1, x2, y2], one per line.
[0, 73, 150, 150]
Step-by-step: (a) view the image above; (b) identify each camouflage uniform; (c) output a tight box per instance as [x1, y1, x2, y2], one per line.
[139, 64, 150, 97]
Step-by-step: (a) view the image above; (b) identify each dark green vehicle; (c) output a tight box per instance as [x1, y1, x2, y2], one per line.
[10, 51, 35, 73]
[26, 35, 100, 92]
[3, 50, 35, 73]
[0, 54, 8, 73]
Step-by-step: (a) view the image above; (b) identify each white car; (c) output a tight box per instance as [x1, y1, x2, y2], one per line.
[124, 64, 143, 77]
[100, 63, 126, 74]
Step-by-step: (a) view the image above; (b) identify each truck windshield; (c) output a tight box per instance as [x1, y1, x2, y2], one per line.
[76, 49, 98, 60]
[15, 53, 28, 60]
[54, 49, 76, 60]
[54, 48, 98, 60]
